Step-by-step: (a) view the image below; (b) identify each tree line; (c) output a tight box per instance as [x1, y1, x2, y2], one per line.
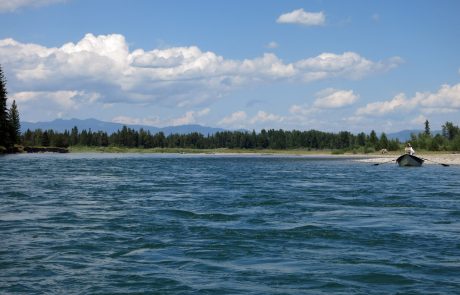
[19, 121, 460, 152]
[0, 65, 21, 152]
[21, 125, 403, 152]
[407, 120, 460, 151]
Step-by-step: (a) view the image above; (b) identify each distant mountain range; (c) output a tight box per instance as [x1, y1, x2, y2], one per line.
[21, 118, 226, 135]
[387, 130, 422, 142]
[21, 118, 440, 141]
[387, 129, 441, 142]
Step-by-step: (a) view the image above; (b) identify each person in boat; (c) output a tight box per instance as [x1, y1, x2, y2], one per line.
[404, 143, 415, 155]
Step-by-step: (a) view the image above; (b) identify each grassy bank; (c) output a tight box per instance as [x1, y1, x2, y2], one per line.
[68, 146, 347, 155]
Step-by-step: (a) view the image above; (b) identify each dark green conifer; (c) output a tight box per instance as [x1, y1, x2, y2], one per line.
[424, 120, 431, 136]
[41, 131, 50, 147]
[8, 100, 21, 144]
[0, 64, 10, 148]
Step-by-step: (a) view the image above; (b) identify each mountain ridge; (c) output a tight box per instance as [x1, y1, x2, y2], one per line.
[21, 118, 225, 135]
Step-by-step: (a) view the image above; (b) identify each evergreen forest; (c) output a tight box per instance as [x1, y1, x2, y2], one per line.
[20, 122, 460, 152]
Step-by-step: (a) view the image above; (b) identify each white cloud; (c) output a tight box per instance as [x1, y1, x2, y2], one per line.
[13, 90, 100, 110]
[356, 83, 460, 116]
[218, 111, 247, 126]
[250, 111, 283, 124]
[313, 88, 359, 108]
[295, 52, 403, 82]
[112, 108, 210, 127]
[0, 0, 65, 12]
[356, 93, 411, 116]
[421, 107, 457, 114]
[0, 34, 402, 109]
[289, 104, 314, 116]
[170, 111, 196, 126]
[418, 83, 460, 108]
[277, 9, 325, 26]
[169, 108, 211, 126]
[12, 90, 101, 121]
[197, 108, 210, 116]
[266, 41, 279, 49]
[411, 114, 427, 125]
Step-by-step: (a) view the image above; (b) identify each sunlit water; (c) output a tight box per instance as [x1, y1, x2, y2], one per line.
[1, 153, 459, 294]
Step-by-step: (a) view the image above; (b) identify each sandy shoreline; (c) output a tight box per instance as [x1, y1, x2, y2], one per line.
[160, 151, 460, 165]
[195, 152, 460, 165]
[63, 147, 460, 165]
[353, 153, 460, 165]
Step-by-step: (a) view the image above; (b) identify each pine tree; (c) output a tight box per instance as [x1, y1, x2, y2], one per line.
[0, 64, 10, 148]
[424, 120, 431, 136]
[8, 100, 21, 144]
[70, 126, 79, 145]
[41, 131, 50, 147]
[379, 132, 389, 149]
[368, 130, 379, 149]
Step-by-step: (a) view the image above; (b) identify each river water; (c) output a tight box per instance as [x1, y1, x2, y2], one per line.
[1, 153, 459, 294]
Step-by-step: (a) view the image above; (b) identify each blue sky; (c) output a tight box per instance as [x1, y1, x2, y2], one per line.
[1, 0, 459, 132]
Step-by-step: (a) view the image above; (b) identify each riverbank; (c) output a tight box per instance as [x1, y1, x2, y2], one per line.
[355, 152, 460, 165]
[68, 146, 373, 156]
[66, 146, 460, 164]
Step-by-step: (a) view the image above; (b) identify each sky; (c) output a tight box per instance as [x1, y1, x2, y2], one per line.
[0, 0, 459, 133]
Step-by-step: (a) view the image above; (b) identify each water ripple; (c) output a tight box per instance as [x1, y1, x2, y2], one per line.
[1, 153, 460, 294]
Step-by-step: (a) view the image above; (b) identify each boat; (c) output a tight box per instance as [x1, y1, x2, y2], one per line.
[396, 154, 424, 167]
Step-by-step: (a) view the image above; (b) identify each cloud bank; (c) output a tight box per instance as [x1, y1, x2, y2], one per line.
[0, 33, 402, 109]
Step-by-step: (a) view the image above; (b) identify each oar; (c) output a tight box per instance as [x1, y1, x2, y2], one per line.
[373, 159, 395, 166]
[420, 157, 450, 167]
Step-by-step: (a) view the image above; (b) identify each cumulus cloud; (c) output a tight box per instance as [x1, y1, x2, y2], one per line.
[112, 108, 210, 127]
[295, 52, 403, 82]
[356, 93, 412, 116]
[11, 90, 101, 121]
[0, 0, 65, 12]
[13, 90, 100, 110]
[289, 104, 314, 116]
[250, 111, 284, 124]
[0, 33, 402, 109]
[218, 111, 247, 126]
[218, 110, 284, 129]
[356, 83, 460, 116]
[411, 114, 427, 125]
[418, 83, 460, 108]
[313, 88, 359, 108]
[169, 108, 210, 126]
[277, 8, 325, 26]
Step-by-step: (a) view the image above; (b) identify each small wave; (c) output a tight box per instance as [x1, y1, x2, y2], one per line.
[342, 272, 416, 285]
[110, 242, 168, 258]
[157, 209, 240, 222]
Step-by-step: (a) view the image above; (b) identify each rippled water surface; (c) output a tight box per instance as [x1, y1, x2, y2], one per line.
[1, 153, 460, 294]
